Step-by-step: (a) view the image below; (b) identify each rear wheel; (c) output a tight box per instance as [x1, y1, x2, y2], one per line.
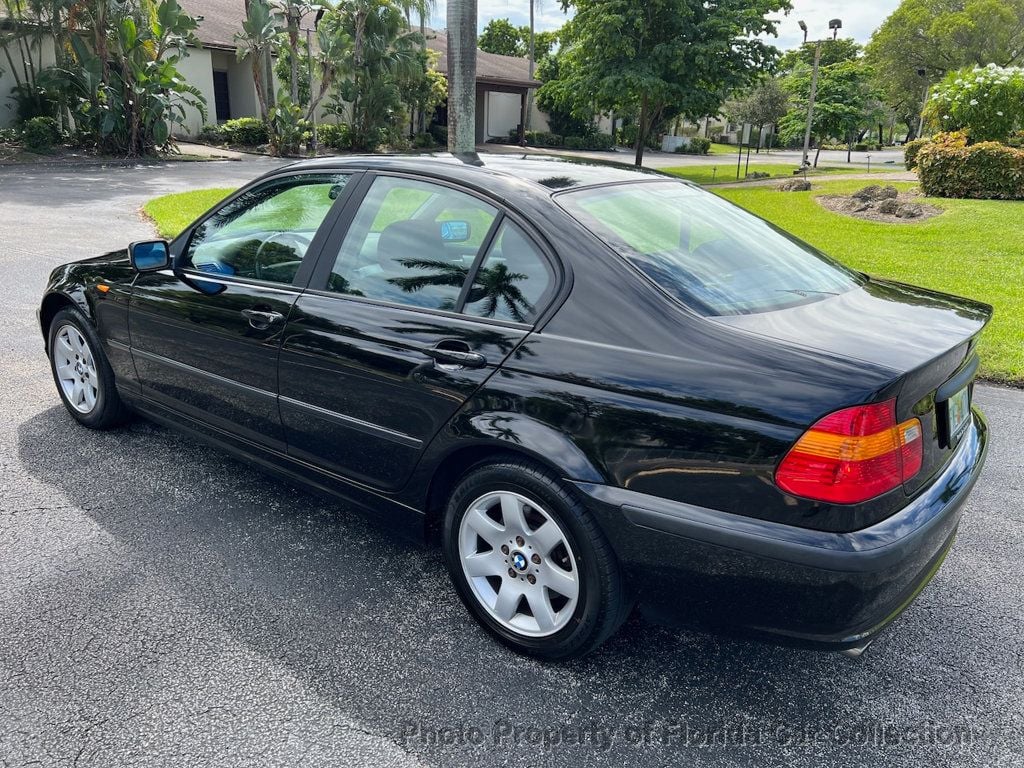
[48, 307, 129, 429]
[443, 458, 630, 660]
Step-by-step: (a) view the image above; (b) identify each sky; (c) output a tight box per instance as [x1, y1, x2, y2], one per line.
[427, 0, 903, 51]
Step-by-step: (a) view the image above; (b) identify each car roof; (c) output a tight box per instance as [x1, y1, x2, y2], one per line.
[277, 152, 673, 195]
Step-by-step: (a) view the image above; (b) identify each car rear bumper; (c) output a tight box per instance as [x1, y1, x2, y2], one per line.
[573, 409, 988, 651]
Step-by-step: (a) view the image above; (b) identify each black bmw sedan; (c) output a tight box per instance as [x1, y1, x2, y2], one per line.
[38, 154, 989, 660]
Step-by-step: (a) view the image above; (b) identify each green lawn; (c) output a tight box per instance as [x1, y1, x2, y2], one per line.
[715, 180, 1023, 384]
[662, 163, 861, 185]
[143, 187, 234, 238]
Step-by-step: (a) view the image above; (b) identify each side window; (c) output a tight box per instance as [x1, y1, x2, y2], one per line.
[464, 221, 553, 323]
[185, 173, 350, 286]
[326, 176, 498, 311]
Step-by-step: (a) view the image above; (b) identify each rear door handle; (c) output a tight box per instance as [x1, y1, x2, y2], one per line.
[424, 343, 487, 370]
[241, 308, 285, 329]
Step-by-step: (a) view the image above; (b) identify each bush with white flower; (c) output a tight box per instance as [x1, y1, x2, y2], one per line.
[922, 64, 1024, 143]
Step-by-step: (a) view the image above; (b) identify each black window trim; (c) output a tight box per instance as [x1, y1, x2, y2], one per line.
[302, 169, 566, 328]
[169, 169, 365, 292]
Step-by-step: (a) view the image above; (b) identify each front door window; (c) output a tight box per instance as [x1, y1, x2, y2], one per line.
[185, 173, 350, 287]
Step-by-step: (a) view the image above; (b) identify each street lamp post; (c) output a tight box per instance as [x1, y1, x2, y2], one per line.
[798, 18, 842, 169]
[916, 68, 929, 139]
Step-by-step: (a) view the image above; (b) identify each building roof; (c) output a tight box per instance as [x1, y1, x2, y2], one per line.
[177, 1, 541, 88]
[425, 29, 540, 89]
[180, 0, 248, 50]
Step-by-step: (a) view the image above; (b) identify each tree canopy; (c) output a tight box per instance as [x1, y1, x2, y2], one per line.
[865, 0, 1024, 137]
[777, 58, 883, 162]
[547, 0, 790, 166]
[478, 17, 560, 59]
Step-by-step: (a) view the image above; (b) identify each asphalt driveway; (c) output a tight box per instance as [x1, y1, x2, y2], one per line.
[1, 158, 1022, 768]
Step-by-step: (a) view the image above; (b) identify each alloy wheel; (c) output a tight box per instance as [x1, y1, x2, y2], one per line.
[458, 490, 580, 637]
[53, 323, 99, 414]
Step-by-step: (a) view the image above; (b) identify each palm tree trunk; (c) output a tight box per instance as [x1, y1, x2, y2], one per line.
[446, 0, 477, 154]
[418, 10, 427, 133]
[524, 0, 534, 131]
[288, 5, 299, 103]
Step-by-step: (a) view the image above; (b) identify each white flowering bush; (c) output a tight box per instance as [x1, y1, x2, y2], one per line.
[923, 64, 1024, 143]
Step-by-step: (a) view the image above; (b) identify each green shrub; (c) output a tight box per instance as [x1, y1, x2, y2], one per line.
[220, 117, 269, 146]
[917, 140, 1024, 199]
[673, 136, 711, 155]
[584, 132, 614, 150]
[429, 124, 448, 147]
[0, 127, 19, 143]
[21, 116, 60, 153]
[198, 123, 223, 143]
[617, 123, 660, 150]
[318, 122, 352, 151]
[411, 132, 436, 149]
[903, 137, 930, 169]
[521, 130, 563, 147]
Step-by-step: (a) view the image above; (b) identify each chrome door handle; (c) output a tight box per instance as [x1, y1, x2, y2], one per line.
[424, 344, 487, 370]
[241, 308, 284, 329]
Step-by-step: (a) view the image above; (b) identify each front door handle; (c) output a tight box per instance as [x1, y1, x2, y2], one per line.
[424, 342, 487, 370]
[241, 308, 285, 330]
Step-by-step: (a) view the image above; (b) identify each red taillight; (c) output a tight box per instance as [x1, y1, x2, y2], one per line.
[775, 399, 923, 504]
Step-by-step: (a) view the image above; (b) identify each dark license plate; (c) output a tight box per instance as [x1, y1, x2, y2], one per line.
[947, 386, 971, 439]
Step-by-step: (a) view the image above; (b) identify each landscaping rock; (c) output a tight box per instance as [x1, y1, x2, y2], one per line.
[777, 179, 811, 192]
[852, 184, 899, 201]
[896, 203, 924, 218]
[876, 198, 900, 215]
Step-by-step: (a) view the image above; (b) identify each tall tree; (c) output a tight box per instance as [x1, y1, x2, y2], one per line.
[777, 38, 862, 71]
[478, 17, 521, 55]
[731, 77, 789, 149]
[865, 0, 1024, 139]
[447, 0, 477, 153]
[778, 59, 882, 165]
[552, 0, 789, 166]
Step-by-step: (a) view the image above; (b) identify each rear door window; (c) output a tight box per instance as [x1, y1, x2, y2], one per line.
[324, 176, 499, 311]
[557, 181, 860, 315]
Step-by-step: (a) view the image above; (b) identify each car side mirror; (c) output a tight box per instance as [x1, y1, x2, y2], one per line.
[129, 240, 170, 272]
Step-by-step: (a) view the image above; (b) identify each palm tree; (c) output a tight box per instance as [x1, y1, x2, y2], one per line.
[446, 0, 476, 153]
[236, 0, 281, 120]
[388, 259, 533, 322]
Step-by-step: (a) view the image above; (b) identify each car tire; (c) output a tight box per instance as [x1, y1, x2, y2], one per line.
[48, 306, 130, 429]
[442, 457, 631, 660]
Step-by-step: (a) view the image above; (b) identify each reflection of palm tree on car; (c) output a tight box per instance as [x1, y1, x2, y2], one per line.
[388, 258, 534, 322]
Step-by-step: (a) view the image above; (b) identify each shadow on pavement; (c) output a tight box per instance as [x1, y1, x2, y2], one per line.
[14, 404, 933, 766]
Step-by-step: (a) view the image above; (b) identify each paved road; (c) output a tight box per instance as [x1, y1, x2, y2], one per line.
[492, 143, 907, 171]
[1, 158, 1021, 768]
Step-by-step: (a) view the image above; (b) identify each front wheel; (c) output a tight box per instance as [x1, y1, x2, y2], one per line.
[48, 306, 129, 429]
[442, 458, 630, 660]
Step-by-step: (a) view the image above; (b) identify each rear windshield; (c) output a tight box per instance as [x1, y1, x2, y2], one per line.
[557, 181, 861, 315]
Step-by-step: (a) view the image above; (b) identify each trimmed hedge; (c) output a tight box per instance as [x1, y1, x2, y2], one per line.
[673, 136, 710, 155]
[917, 140, 1024, 199]
[903, 137, 930, 170]
[219, 117, 269, 146]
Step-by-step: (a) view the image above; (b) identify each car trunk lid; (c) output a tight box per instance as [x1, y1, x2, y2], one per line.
[713, 278, 992, 495]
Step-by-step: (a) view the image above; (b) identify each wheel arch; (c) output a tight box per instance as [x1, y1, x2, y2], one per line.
[39, 290, 91, 352]
[419, 415, 607, 544]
